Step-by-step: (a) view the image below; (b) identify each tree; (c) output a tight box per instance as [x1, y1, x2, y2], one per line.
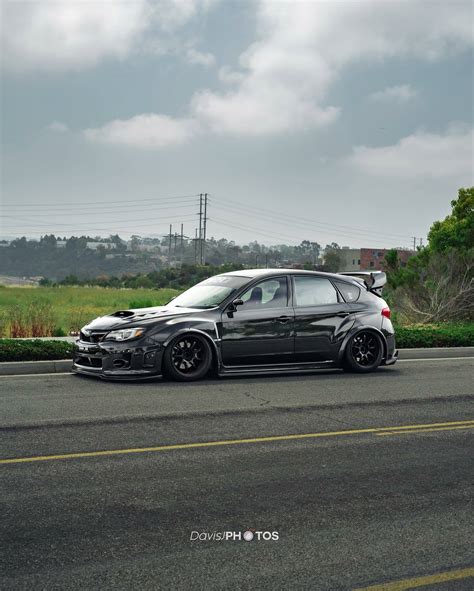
[323, 243, 341, 272]
[383, 249, 400, 276]
[427, 187, 473, 252]
[385, 187, 473, 322]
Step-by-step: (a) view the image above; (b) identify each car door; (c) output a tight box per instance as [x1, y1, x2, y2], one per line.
[292, 275, 354, 362]
[220, 276, 294, 366]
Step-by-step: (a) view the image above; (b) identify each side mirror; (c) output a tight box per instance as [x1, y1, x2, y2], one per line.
[227, 298, 244, 317]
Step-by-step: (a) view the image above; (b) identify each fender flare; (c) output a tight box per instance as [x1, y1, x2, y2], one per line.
[337, 325, 388, 364]
[162, 327, 221, 369]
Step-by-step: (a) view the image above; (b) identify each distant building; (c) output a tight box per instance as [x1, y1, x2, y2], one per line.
[360, 248, 414, 271]
[339, 248, 361, 271]
[338, 247, 415, 272]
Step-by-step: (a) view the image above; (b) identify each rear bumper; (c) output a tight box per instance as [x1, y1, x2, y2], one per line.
[382, 332, 398, 366]
[72, 339, 164, 380]
[383, 348, 399, 366]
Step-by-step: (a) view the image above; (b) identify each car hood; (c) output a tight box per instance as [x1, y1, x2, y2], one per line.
[83, 305, 208, 332]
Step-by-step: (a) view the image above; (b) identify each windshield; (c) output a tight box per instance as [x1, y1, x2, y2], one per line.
[169, 275, 250, 309]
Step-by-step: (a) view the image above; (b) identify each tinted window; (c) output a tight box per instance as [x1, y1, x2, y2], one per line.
[240, 277, 288, 309]
[171, 275, 249, 308]
[334, 280, 360, 302]
[294, 276, 338, 306]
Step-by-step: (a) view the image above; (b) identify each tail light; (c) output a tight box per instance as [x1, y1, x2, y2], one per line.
[381, 307, 391, 319]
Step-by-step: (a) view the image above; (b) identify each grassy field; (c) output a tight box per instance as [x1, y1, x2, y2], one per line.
[0, 286, 180, 337]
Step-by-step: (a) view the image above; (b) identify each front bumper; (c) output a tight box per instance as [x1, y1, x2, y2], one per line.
[72, 338, 164, 380]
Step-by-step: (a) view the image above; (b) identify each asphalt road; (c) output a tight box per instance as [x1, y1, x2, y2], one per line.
[1, 357, 473, 590]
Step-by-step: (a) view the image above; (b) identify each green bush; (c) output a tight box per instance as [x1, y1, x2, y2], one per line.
[395, 324, 474, 348]
[0, 339, 73, 362]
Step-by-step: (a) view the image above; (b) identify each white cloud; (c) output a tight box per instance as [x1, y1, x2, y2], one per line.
[218, 66, 245, 85]
[188, 0, 473, 136]
[369, 85, 419, 103]
[347, 126, 474, 179]
[1, 0, 218, 72]
[84, 114, 199, 148]
[47, 121, 69, 133]
[185, 48, 216, 67]
[76, 0, 472, 145]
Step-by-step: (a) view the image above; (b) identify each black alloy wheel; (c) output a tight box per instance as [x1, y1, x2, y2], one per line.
[344, 331, 383, 373]
[164, 334, 212, 381]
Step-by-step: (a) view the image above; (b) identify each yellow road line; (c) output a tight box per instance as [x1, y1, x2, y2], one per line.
[1, 420, 473, 466]
[376, 425, 474, 436]
[353, 566, 474, 590]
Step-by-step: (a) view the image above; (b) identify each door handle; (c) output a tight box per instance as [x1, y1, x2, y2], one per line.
[336, 312, 350, 317]
[275, 316, 291, 324]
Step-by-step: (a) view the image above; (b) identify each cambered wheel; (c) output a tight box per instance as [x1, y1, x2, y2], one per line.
[163, 334, 212, 381]
[343, 331, 383, 373]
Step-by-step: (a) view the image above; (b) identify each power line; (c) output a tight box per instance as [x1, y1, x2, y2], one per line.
[211, 195, 414, 241]
[1, 202, 199, 216]
[3, 213, 198, 228]
[1, 194, 200, 208]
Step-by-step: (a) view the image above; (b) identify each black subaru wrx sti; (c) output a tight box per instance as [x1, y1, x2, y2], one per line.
[73, 269, 398, 381]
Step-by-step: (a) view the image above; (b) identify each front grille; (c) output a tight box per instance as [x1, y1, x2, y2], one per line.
[75, 356, 102, 368]
[80, 331, 107, 343]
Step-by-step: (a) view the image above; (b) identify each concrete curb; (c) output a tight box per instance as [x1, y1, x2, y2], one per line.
[0, 347, 473, 376]
[0, 359, 72, 376]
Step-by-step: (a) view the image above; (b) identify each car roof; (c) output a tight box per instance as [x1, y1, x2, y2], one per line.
[218, 268, 360, 284]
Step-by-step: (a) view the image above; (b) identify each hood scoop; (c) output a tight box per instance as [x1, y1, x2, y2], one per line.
[111, 310, 136, 318]
[110, 307, 171, 320]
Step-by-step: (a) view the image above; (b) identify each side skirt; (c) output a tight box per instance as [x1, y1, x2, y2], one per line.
[218, 360, 339, 377]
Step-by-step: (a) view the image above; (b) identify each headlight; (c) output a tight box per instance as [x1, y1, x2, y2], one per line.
[105, 327, 146, 341]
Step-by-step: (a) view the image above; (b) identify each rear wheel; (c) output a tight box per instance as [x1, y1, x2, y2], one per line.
[163, 334, 213, 381]
[343, 331, 383, 373]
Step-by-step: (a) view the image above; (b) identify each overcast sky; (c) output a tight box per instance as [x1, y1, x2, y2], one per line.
[1, 0, 473, 248]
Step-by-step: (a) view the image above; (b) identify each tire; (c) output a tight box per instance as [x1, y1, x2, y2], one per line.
[163, 333, 213, 382]
[343, 330, 384, 373]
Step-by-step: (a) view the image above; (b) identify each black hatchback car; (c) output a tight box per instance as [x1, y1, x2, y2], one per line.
[73, 269, 398, 381]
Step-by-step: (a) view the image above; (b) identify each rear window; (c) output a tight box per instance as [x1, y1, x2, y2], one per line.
[334, 280, 360, 302]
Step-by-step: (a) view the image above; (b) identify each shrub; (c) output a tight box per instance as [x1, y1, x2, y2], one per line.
[395, 323, 474, 348]
[8, 302, 57, 337]
[0, 339, 73, 362]
[53, 326, 67, 337]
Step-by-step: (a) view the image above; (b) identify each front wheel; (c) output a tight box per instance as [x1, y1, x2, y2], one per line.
[163, 334, 213, 381]
[343, 331, 383, 373]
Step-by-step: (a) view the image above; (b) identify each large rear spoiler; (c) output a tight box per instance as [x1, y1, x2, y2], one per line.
[338, 271, 386, 296]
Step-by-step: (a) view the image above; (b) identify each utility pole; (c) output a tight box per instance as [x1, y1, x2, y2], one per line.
[412, 236, 417, 251]
[194, 228, 198, 265]
[265, 254, 268, 268]
[202, 193, 208, 265]
[168, 224, 172, 267]
[198, 193, 203, 265]
[419, 237, 423, 248]
[180, 224, 184, 265]
[173, 232, 178, 262]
